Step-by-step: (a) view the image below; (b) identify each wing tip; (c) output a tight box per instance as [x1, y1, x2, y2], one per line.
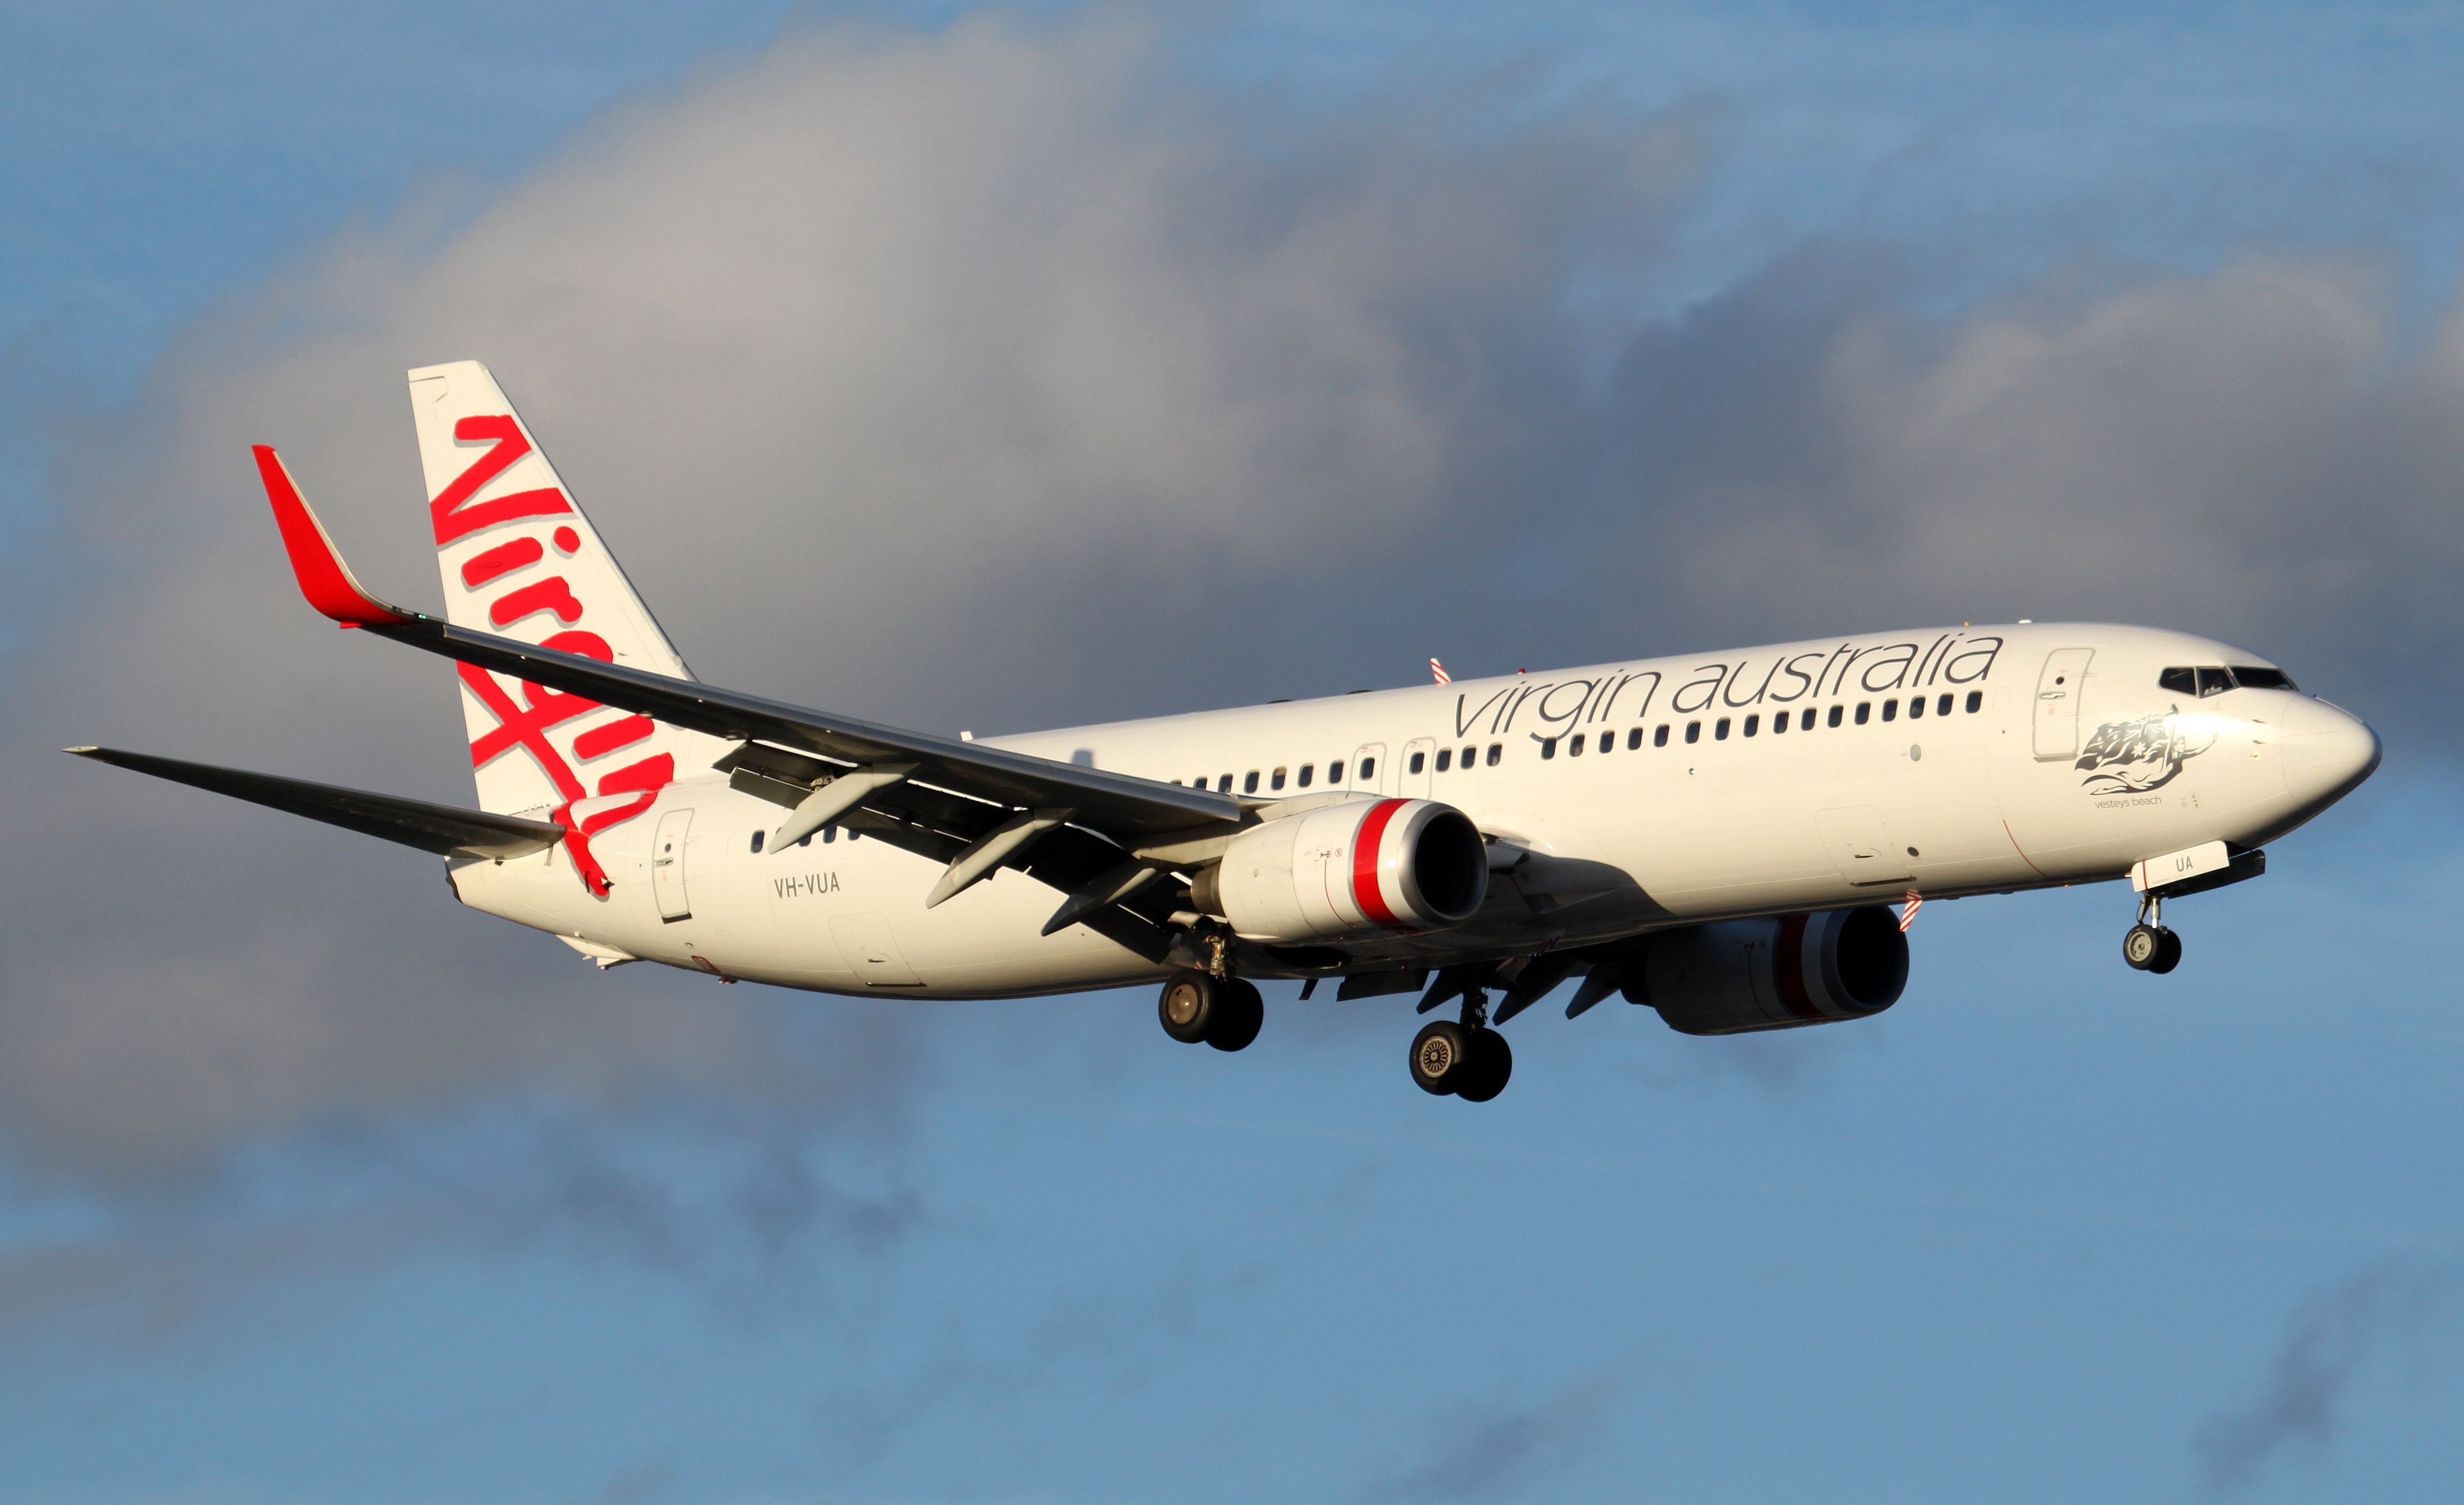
[251, 445, 417, 629]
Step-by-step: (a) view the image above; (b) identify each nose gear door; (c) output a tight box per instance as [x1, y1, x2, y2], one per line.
[650, 806, 694, 921]
[2032, 648, 2095, 760]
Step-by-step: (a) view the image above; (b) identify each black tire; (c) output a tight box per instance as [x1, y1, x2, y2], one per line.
[2148, 928, 2183, 975]
[1205, 979, 1264, 1052]
[1159, 974, 1216, 1044]
[1410, 1020, 1472, 1095]
[1454, 1028, 1513, 1103]
[2122, 924, 2162, 971]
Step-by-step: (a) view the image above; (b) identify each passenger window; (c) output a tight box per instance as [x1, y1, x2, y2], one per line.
[1271, 767, 1287, 790]
[2232, 665, 2296, 690]
[1486, 743, 1501, 766]
[1772, 710, 1789, 735]
[1743, 714, 1759, 736]
[1298, 764, 1314, 787]
[1655, 724, 1670, 747]
[1218, 774, 1234, 793]
[1801, 709, 1816, 731]
[1328, 761, 1344, 784]
[1567, 735, 1583, 757]
[1854, 703, 1870, 725]
[1409, 751, 1426, 774]
[821, 827, 834, 844]
[1462, 745, 1476, 767]
[1938, 693, 1953, 717]
[1627, 727, 1643, 750]
[1599, 731, 1613, 754]
[802, 832, 814, 847]
[1882, 699, 1899, 722]
[847, 829, 860, 841]
[1828, 704, 1843, 728]
[1541, 738, 1558, 760]
[1360, 757, 1376, 780]
[1243, 771, 1260, 794]
[1435, 749, 1451, 772]
[1715, 717, 1731, 741]
[1907, 696, 1924, 720]
[2158, 667, 2196, 695]
[750, 830, 765, 853]
[1965, 690, 1982, 713]
[1685, 721, 1701, 744]
[2196, 667, 2235, 697]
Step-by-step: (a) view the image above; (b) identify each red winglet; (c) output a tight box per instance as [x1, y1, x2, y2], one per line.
[252, 445, 416, 628]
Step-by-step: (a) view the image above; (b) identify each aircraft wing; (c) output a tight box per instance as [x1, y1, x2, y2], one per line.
[254, 446, 1237, 953]
[68, 745, 566, 860]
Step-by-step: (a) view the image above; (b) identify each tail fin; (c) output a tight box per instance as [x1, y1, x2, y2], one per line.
[407, 361, 720, 819]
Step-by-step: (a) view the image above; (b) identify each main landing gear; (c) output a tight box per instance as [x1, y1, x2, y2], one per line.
[2122, 894, 2183, 975]
[1409, 992, 1512, 1102]
[1158, 972, 1263, 1052]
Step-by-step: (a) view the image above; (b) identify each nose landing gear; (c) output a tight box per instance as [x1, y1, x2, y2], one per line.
[2122, 895, 2183, 974]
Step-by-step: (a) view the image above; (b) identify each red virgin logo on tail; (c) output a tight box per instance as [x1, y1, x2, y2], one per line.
[432, 415, 575, 544]
[441, 414, 667, 896]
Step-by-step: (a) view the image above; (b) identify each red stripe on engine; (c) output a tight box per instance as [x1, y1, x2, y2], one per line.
[1775, 912, 1824, 1020]
[1350, 798, 1409, 928]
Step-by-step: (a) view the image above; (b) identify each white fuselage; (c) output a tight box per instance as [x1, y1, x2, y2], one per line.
[448, 623, 2379, 998]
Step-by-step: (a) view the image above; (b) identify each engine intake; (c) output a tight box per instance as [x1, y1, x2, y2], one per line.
[1190, 797, 1487, 943]
[1631, 906, 1908, 1035]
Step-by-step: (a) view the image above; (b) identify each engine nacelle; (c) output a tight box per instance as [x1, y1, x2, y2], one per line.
[1632, 906, 1908, 1035]
[1189, 797, 1487, 944]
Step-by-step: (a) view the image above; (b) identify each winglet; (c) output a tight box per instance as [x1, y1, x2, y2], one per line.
[252, 445, 417, 628]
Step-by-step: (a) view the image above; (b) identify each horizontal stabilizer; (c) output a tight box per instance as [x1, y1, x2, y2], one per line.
[68, 747, 565, 859]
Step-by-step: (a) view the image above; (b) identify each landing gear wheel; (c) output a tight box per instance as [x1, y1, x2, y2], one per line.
[1159, 974, 1217, 1044]
[1410, 1020, 1472, 1095]
[2122, 924, 2163, 971]
[1205, 979, 1264, 1052]
[1453, 1028, 1513, 1103]
[2148, 928, 2183, 975]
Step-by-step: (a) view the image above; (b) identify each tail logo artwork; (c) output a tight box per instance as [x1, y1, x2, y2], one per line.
[441, 415, 672, 894]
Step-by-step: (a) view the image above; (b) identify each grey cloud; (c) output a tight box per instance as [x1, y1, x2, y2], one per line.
[2191, 1260, 2454, 1492]
[1588, 248, 2464, 741]
[1350, 1350, 1652, 1504]
[2, 14, 1695, 1190]
[0, 1108, 925, 1354]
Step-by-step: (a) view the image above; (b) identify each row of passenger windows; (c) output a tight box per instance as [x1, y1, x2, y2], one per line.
[1169, 690, 1988, 792]
[1538, 689, 1985, 757]
[748, 826, 863, 853]
[2158, 664, 2296, 697]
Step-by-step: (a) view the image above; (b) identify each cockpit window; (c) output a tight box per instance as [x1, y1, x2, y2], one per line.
[2164, 664, 2300, 696]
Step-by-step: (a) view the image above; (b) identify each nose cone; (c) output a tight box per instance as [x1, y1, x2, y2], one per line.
[2277, 696, 2381, 809]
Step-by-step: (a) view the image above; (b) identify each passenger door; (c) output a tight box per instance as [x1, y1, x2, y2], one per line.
[650, 807, 694, 921]
[2032, 648, 2095, 760]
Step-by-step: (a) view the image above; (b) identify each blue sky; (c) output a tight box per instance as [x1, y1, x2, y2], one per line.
[5, 3, 2464, 1501]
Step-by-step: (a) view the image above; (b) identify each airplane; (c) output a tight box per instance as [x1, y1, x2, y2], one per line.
[72, 362, 2383, 1102]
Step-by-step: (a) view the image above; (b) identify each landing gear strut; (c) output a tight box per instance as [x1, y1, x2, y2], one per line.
[1159, 972, 1263, 1052]
[1408, 992, 1513, 1101]
[2122, 894, 2183, 974]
